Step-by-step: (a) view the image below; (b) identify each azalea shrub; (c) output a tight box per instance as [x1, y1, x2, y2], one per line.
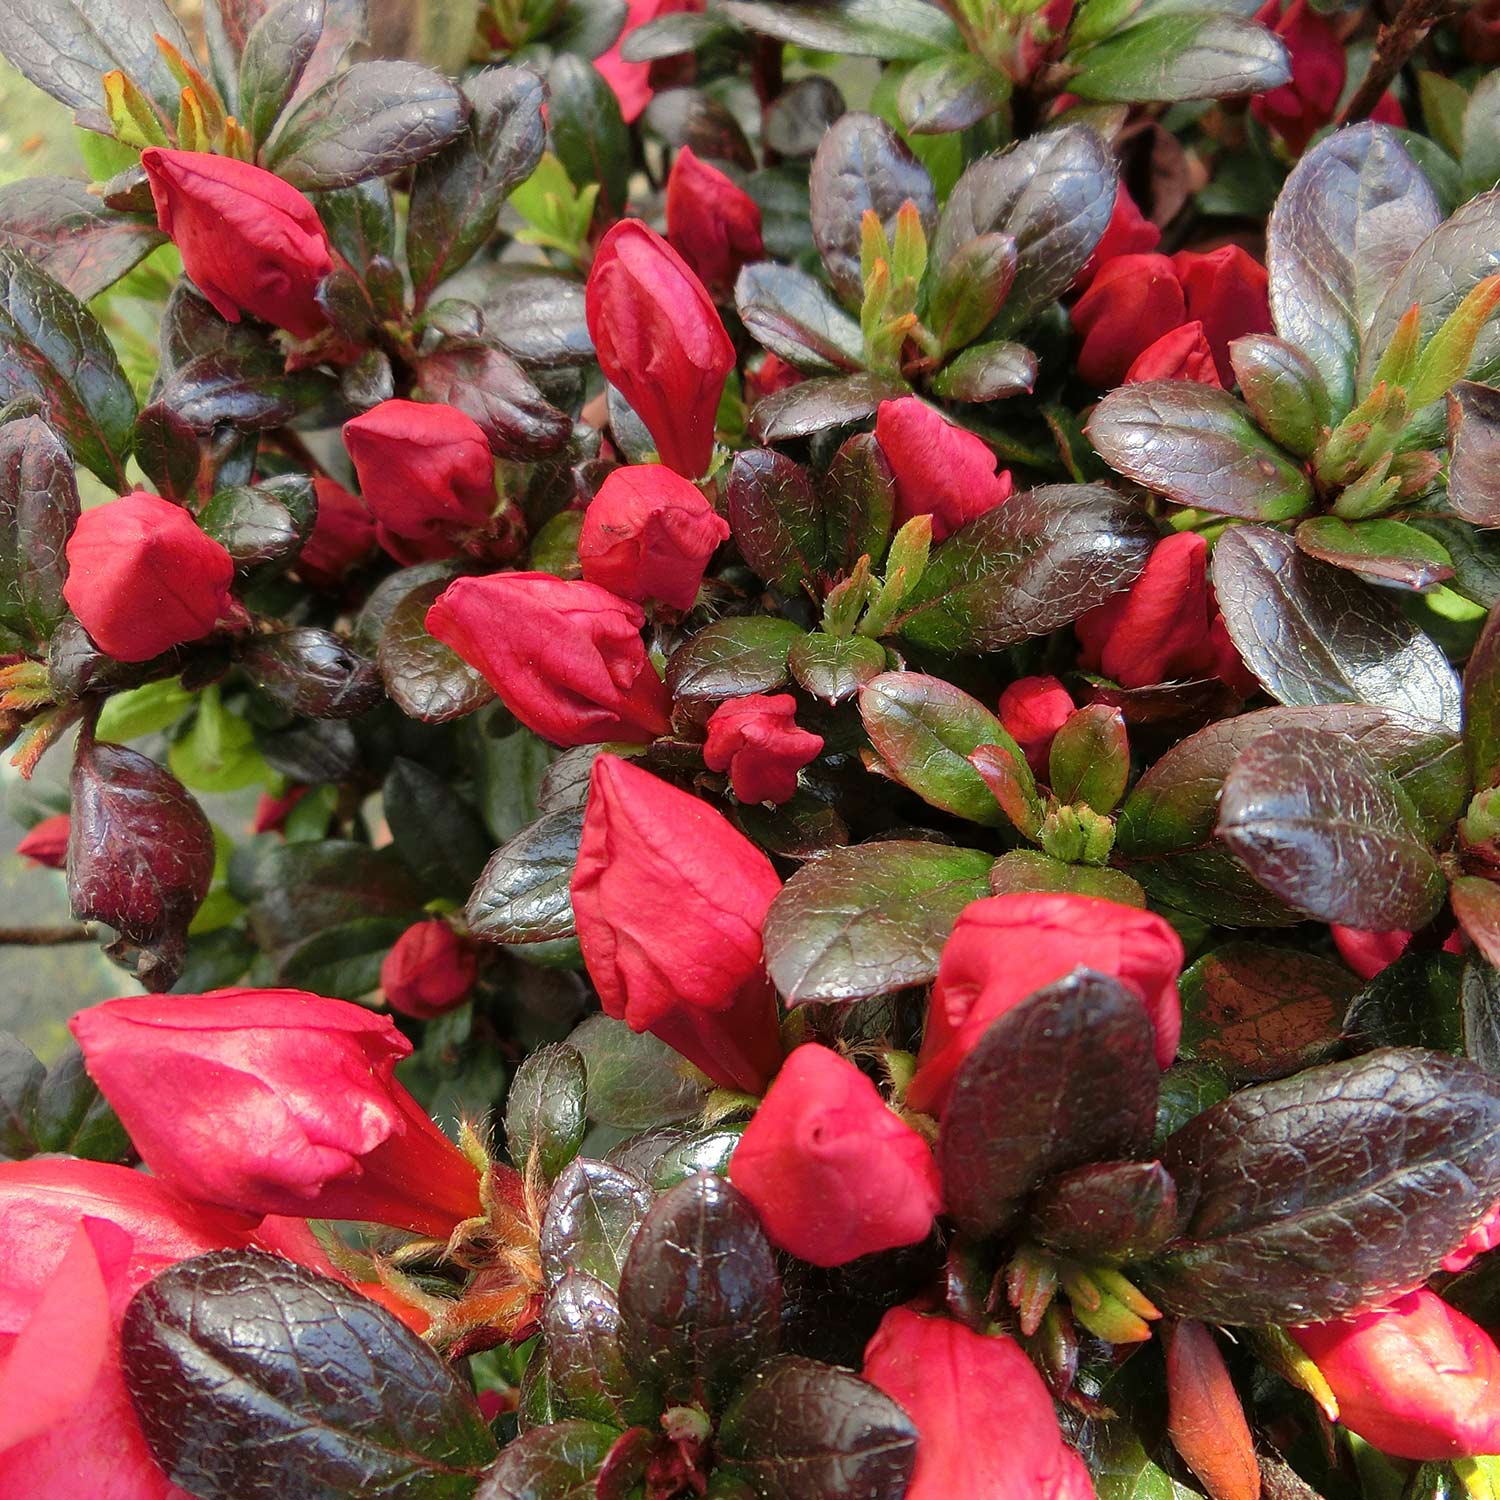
[9, 0, 1500, 1495]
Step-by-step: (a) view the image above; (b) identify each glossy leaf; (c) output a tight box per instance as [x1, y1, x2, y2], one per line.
[763, 840, 993, 1004]
[200, 474, 316, 570]
[1145, 1050, 1500, 1323]
[890, 483, 1156, 652]
[929, 339, 1038, 401]
[1452, 875, 1500, 970]
[939, 972, 1160, 1238]
[546, 54, 628, 217]
[734, 263, 865, 375]
[378, 577, 496, 724]
[540, 1159, 654, 1290]
[1343, 951, 1464, 1055]
[0, 415, 76, 653]
[241, 628, 382, 720]
[924, 232, 1016, 355]
[0, 177, 163, 301]
[787, 632, 886, 704]
[1294, 516, 1454, 591]
[721, 0, 960, 61]
[121, 1250, 496, 1500]
[475, 1420, 620, 1500]
[897, 53, 1009, 136]
[417, 344, 571, 460]
[1049, 703, 1129, 814]
[1070, 13, 1289, 104]
[542, 1274, 649, 1428]
[1446, 380, 1500, 527]
[749, 372, 905, 443]
[1214, 525, 1463, 728]
[1027, 1160, 1179, 1262]
[666, 617, 803, 701]
[724, 449, 827, 595]
[384, 757, 492, 899]
[1229, 334, 1332, 459]
[506, 1044, 587, 1184]
[239, 0, 325, 147]
[467, 809, 583, 947]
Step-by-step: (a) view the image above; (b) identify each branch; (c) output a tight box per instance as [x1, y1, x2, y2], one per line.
[0, 924, 98, 946]
[1338, 0, 1457, 125]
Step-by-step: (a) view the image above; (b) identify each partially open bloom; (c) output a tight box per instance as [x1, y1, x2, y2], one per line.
[998, 677, 1075, 778]
[71, 988, 485, 1237]
[571, 754, 784, 1093]
[297, 476, 377, 587]
[730, 1044, 940, 1265]
[585, 220, 735, 479]
[595, 0, 703, 122]
[426, 573, 672, 746]
[864, 1307, 1096, 1499]
[343, 400, 496, 560]
[381, 919, 477, 1020]
[15, 813, 70, 869]
[909, 892, 1184, 1115]
[1075, 531, 1251, 691]
[874, 397, 1014, 542]
[1172, 246, 1273, 384]
[141, 148, 333, 339]
[1291, 1290, 1500, 1460]
[665, 147, 764, 297]
[63, 492, 236, 663]
[703, 693, 824, 804]
[579, 464, 729, 610]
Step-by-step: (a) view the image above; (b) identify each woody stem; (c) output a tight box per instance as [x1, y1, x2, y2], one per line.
[1338, 0, 1457, 125]
[0, 925, 97, 945]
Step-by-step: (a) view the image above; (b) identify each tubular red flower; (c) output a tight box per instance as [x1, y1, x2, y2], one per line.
[571, 754, 784, 1092]
[863, 1307, 1096, 1500]
[1071, 253, 1187, 388]
[70, 989, 484, 1237]
[703, 693, 824, 804]
[908, 892, 1183, 1115]
[62, 491, 235, 663]
[343, 400, 496, 557]
[874, 397, 1014, 542]
[426, 572, 672, 747]
[381, 919, 478, 1021]
[141, 148, 333, 339]
[1291, 1290, 1500, 1461]
[730, 1043, 940, 1265]
[665, 146, 765, 297]
[585, 220, 735, 480]
[578, 463, 729, 610]
[998, 676, 1075, 778]
[15, 813, 70, 869]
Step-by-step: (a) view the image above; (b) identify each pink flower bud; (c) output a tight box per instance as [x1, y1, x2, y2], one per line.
[571, 754, 784, 1092]
[579, 463, 729, 611]
[703, 692, 823, 804]
[141, 148, 333, 339]
[70, 989, 487, 1236]
[381, 919, 478, 1020]
[874, 397, 1014, 542]
[998, 676, 1075, 778]
[730, 1044, 940, 1265]
[426, 573, 672, 747]
[62, 492, 235, 663]
[586, 220, 735, 479]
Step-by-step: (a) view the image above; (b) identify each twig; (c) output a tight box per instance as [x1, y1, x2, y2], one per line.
[1338, 0, 1457, 125]
[0, 924, 97, 946]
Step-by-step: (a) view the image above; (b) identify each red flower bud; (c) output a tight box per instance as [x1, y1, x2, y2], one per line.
[571, 754, 784, 1093]
[579, 463, 729, 610]
[70, 988, 486, 1236]
[665, 146, 765, 297]
[140, 148, 333, 339]
[703, 693, 824, 804]
[62, 491, 235, 663]
[1172, 246, 1273, 385]
[1444, 1203, 1500, 1274]
[909, 892, 1183, 1115]
[1075, 183, 1161, 291]
[425, 573, 672, 747]
[1071, 253, 1187, 388]
[343, 400, 496, 558]
[1331, 924, 1414, 980]
[1124, 321, 1222, 387]
[998, 676, 1075, 777]
[745, 352, 803, 402]
[1291, 1290, 1500, 1461]
[595, 0, 704, 122]
[252, 785, 310, 835]
[15, 812, 70, 869]
[381, 919, 478, 1020]
[585, 220, 735, 479]
[874, 397, 1014, 542]
[863, 1307, 1096, 1500]
[297, 475, 377, 587]
[730, 1043, 940, 1265]
[1251, 0, 1345, 156]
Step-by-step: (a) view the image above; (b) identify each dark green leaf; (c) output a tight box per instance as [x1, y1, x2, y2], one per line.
[619, 9, 724, 60]
[735, 263, 864, 376]
[506, 1044, 587, 1183]
[379, 577, 496, 724]
[1144, 1049, 1500, 1323]
[1086, 383, 1312, 521]
[407, 66, 546, 302]
[1070, 13, 1289, 104]
[859, 670, 1027, 824]
[0, 248, 135, 486]
[314, 179, 398, 275]
[822, 430, 896, 571]
[475, 1421, 621, 1500]
[1294, 516, 1454, 591]
[268, 61, 469, 190]
[642, 88, 754, 170]
[418, 344, 570, 460]
[1027, 1160, 1180, 1262]
[617, 1174, 780, 1407]
[543, 1274, 650, 1428]
[0, 177, 163, 301]
[897, 53, 1009, 136]
[31, 1041, 129, 1159]
[1462, 960, 1500, 1075]
[201, 474, 317, 571]
[933, 126, 1115, 336]
[384, 757, 491, 899]
[467, 809, 583, 947]
[1447, 380, 1500, 527]
[122, 1249, 496, 1500]
[541, 1158, 654, 1290]
[925, 233, 1016, 355]
[0, 415, 76, 652]
[1178, 942, 1353, 1081]
[939, 972, 1160, 1238]
[788, 632, 886, 704]
[718, 1357, 918, 1500]
[929, 339, 1038, 401]
[239, 0, 325, 147]
[1268, 123, 1440, 416]
[749, 373, 905, 444]
[1466, 600, 1500, 789]
[567, 1014, 707, 1131]
[1213, 525, 1462, 727]
[666, 617, 804, 701]
[988, 849, 1147, 906]
[472, 267, 592, 371]
[241, 628, 382, 719]
[1228, 334, 1332, 459]
[720, 0, 959, 60]
[891, 483, 1157, 652]
[1344, 951, 1464, 1054]
[279, 915, 411, 999]
[546, 54, 628, 218]
[763, 840, 993, 1004]
[0, 1032, 44, 1159]
[809, 112, 936, 306]
[1049, 703, 1129, 814]
[724, 449, 826, 595]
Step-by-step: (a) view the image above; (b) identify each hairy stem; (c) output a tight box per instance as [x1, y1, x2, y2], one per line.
[1338, 0, 1456, 125]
